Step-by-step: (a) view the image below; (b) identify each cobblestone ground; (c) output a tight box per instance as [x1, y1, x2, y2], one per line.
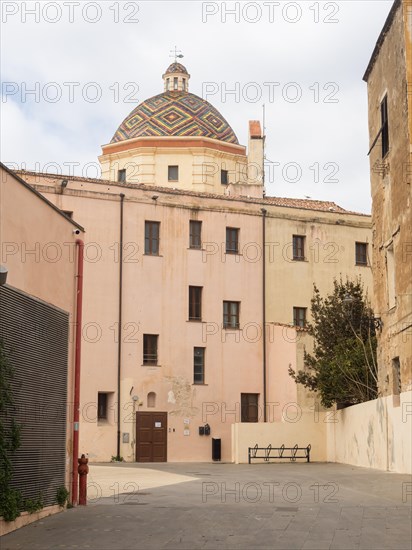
[2, 462, 412, 550]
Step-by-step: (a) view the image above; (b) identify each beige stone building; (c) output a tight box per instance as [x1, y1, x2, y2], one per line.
[15, 61, 373, 462]
[363, 0, 412, 398]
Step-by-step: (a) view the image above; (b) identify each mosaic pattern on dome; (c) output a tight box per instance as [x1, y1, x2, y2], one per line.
[111, 92, 239, 144]
[165, 62, 188, 74]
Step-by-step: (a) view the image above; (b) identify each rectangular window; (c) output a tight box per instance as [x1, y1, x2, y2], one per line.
[189, 286, 202, 321]
[145, 221, 160, 255]
[173, 77, 178, 90]
[293, 235, 305, 261]
[226, 227, 239, 254]
[194, 347, 205, 385]
[118, 169, 126, 183]
[392, 357, 401, 396]
[381, 95, 389, 157]
[293, 307, 307, 328]
[355, 242, 368, 266]
[97, 393, 108, 420]
[143, 334, 158, 365]
[241, 393, 259, 423]
[189, 220, 202, 249]
[223, 301, 240, 329]
[221, 169, 229, 185]
[168, 165, 179, 181]
[386, 244, 396, 309]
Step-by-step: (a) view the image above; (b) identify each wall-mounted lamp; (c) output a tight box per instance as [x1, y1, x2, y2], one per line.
[373, 317, 383, 331]
[0, 265, 8, 286]
[151, 195, 159, 201]
[61, 179, 68, 193]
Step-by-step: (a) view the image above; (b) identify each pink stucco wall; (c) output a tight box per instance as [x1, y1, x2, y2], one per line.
[0, 165, 83, 487]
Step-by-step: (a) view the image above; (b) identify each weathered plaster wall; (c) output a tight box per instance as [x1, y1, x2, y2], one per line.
[265, 213, 373, 327]
[232, 392, 412, 473]
[366, 0, 412, 395]
[327, 390, 412, 474]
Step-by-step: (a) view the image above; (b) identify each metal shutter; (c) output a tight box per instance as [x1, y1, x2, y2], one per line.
[0, 285, 69, 507]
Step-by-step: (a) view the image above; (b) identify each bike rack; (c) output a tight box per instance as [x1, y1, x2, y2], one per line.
[248, 443, 311, 464]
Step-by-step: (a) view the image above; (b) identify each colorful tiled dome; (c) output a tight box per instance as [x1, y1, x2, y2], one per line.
[165, 62, 188, 74]
[111, 91, 239, 144]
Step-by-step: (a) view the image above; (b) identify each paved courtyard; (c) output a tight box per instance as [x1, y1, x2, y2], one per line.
[2, 462, 412, 550]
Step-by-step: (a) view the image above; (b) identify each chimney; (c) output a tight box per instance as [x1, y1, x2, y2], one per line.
[248, 120, 264, 186]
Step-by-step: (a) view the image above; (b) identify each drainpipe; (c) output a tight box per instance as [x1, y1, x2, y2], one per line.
[72, 238, 84, 506]
[117, 194, 125, 458]
[261, 208, 267, 422]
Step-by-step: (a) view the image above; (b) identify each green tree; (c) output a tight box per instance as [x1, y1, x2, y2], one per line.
[0, 339, 22, 521]
[289, 278, 378, 408]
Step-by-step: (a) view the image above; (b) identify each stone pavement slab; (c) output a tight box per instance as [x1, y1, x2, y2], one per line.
[1, 462, 411, 550]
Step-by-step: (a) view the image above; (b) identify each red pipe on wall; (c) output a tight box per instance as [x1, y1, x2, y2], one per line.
[72, 239, 84, 505]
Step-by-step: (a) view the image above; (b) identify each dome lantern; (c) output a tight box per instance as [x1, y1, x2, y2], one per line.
[162, 62, 190, 93]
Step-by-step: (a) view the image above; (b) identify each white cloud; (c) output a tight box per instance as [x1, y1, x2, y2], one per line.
[1, 0, 393, 212]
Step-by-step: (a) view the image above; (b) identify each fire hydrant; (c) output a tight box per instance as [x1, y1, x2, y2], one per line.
[78, 454, 89, 505]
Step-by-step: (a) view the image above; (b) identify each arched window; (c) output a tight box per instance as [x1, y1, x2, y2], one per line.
[173, 77, 178, 90]
[166, 78, 170, 90]
[147, 392, 156, 408]
[182, 78, 186, 91]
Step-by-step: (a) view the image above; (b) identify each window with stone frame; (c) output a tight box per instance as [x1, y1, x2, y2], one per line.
[292, 235, 305, 261]
[293, 307, 307, 328]
[193, 347, 205, 384]
[189, 286, 202, 321]
[223, 301, 240, 329]
[355, 242, 368, 266]
[143, 334, 158, 365]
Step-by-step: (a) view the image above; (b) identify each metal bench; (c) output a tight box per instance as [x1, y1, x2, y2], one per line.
[248, 443, 311, 463]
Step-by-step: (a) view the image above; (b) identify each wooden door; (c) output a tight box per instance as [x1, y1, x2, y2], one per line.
[241, 393, 259, 422]
[136, 412, 167, 462]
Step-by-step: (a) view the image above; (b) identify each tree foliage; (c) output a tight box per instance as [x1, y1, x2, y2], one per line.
[0, 339, 22, 521]
[289, 278, 378, 408]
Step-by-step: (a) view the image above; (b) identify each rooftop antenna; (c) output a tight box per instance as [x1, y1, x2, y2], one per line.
[262, 103, 266, 195]
[170, 46, 184, 63]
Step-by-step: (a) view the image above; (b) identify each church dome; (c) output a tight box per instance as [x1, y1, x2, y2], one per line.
[111, 91, 239, 144]
[110, 62, 239, 145]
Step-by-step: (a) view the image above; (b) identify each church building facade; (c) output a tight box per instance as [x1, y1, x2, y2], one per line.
[17, 62, 373, 462]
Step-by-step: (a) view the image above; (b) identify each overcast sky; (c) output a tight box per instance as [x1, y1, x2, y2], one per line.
[1, 0, 393, 213]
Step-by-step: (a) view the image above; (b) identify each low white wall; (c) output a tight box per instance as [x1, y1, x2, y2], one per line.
[231, 412, 327, 464]
[327, 390, 412, 474]
[231, 392, 412, 473]
[0, 505, 63, 537]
